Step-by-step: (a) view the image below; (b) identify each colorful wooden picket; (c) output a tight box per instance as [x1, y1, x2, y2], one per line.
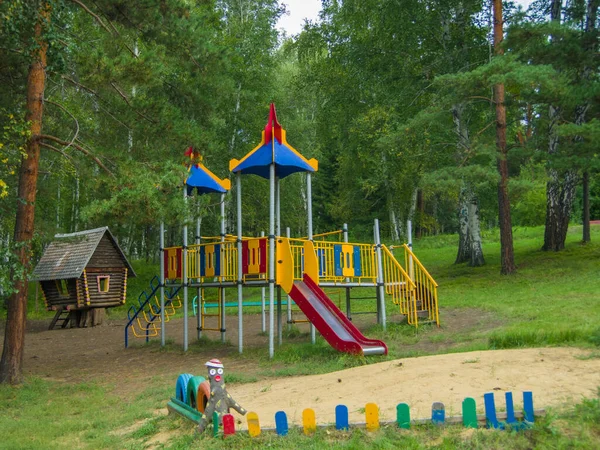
[302, 408, 316, 435]
[462, 397, 478, 429]
[484, 392, 501, 429]
[523, 391, 534, 423]
[365, 402, 379, 431]
[212, 411, 219, 437]
[222, 413, 235, 437]
[275, 411, 288, 436]
[335, 404, 349, 430]
[169, 374, 538, 438]
[431, 401, 445, 425]
[396, 403, 410, 429]
[247, 412, 261, 437]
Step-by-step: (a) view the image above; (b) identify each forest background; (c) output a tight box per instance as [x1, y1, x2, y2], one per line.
[0, 0, 598, 381]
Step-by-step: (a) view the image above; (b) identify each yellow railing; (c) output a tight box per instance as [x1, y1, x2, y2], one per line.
[381, 245, 418, 325]
[185, 241, 238, 283]
[392, 244, 440, 326]
[312, 241, 377, 285]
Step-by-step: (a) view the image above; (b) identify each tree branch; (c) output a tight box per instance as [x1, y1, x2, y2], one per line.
[39, 142, 76, 167]
[38, 134, 114, 176]
[110, 81, 157, 124]
[44, 99, 79, 151]
[68, 0, 113, 35]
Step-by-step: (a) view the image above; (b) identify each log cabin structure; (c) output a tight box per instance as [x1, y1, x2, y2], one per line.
[32, 227, 136, 329]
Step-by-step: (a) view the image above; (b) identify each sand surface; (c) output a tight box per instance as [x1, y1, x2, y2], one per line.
[228, 347, 600, 428]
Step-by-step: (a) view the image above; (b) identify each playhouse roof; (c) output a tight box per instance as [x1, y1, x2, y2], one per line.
[32, 227, 136, 281]
[229, 103, 318, 179]
[186, 161, 231, 196]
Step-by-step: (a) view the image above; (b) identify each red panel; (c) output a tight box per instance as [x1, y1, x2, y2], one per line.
[163, 250, 169, 279]
[259, 239, 267, 274]
[222, 413, 235, 436]
[176, 248, 182, 279]
[242, 241, 249, 275]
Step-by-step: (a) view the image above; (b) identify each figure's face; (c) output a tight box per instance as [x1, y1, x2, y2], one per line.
[208, 367, 224, 385]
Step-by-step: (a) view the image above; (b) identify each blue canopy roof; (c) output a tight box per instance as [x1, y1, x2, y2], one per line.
[186, 163, 231, 196]
[229, 104, 318, 180]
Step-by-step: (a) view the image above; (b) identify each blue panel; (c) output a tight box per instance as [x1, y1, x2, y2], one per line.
[214, 244, 221, 276]
[431, 403, 445, 425]
[353, 246, 362, 277]
[199, 247, 206, 277]
[484, 393, 502, 429]
[186, 165, 227, 194]
[505, 392, 516, 424]
[335, 405, 349, 430]
[275, 411, 288, 436]
[317, 249, 325, 276]
[523, 391, 534, 423]
[334, 245, 343, 277]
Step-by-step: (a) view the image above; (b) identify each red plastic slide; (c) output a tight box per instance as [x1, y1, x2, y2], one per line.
[286, 274, 388, 356]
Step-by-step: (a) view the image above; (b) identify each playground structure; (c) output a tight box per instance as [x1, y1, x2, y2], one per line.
[125, 104, 440, 356]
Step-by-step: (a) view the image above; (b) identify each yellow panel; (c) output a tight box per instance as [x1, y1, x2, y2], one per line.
[205, 245, 215, 277]
[247, 239, 261, 274]
[247, 412, 261, 437]
[276, 238, 293, 293]
[303, 240, 319, 284]
[342, 244, 354, 277]
[167, 249, 177, 279]
[302, 408, 316, 435]
[365, 403, 379, 431]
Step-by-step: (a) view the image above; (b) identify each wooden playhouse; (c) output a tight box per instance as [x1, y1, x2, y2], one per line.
[32, 227, 136, 329]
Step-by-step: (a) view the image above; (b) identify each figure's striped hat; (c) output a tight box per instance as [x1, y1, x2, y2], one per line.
[205, 358, 223, 369]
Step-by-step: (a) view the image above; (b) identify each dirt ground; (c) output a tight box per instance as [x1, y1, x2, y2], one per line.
[3, 312, 600, 430]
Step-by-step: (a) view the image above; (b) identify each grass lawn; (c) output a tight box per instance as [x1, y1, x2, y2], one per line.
[1, 225, 599, 448]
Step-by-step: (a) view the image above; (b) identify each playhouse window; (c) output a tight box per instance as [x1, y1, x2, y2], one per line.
[55, 279, 69, 297]
[97, 276, 110, 293]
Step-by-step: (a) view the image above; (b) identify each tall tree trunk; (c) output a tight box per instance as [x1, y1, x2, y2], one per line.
[583, 171, 590, 242]
[542, 0, 580, 252]
[0, 5, 50, 385]
[493, 0, 516, 274]
[578, 1, 597, 244]
[455, 185, 471, 264]
[452, 102, 485, 266]
[468, 193, 485, 266]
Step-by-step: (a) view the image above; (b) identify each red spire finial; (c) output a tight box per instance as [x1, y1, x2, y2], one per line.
[264, 103, 282, 145]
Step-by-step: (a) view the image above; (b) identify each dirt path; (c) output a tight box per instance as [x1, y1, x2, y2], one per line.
[230, 347, 600, 429]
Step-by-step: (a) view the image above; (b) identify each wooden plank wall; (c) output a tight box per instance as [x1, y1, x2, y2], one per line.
[41, 278, 78, 310]
[86, 268, 126, 307]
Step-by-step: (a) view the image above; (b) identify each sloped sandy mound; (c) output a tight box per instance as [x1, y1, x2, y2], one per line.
[228, 348, 600, 428]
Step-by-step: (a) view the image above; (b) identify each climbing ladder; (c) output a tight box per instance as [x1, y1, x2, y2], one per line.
[49, 307, 71, 330]
[124, 275, 183, 347]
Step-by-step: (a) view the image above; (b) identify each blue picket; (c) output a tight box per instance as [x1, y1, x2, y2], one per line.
[275, 411, 288, 436]
[523, 391, 534, 423]
[431, 402, 445, 425]
[484, 393, 502, 429]
[335, 404, 349, 430]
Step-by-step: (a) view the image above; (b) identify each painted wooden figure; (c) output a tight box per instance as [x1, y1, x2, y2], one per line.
[197, 359, 246, 433]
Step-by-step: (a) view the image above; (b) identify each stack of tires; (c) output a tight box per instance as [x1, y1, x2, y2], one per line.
[175, 373, 211, 413]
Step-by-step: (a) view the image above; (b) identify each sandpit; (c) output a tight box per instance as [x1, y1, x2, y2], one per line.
[228, 347, 600, 429]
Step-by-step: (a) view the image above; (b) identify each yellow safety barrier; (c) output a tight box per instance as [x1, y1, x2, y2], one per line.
[312, 241, 377, 285]
[393, 244, 440, 327]
[381, 245, 418, 325]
